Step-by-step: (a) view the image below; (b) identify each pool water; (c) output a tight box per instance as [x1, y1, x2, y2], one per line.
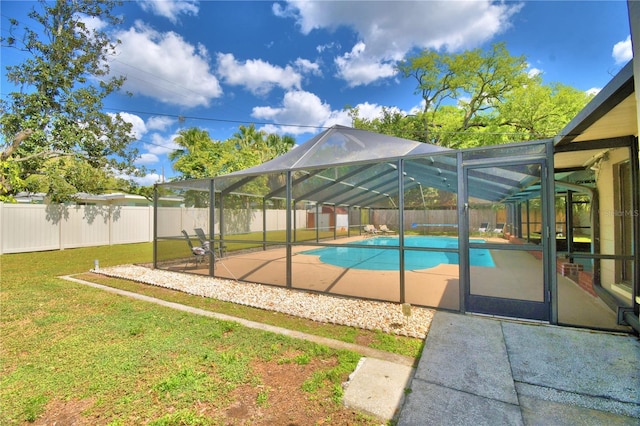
[302, 236, 495, 271]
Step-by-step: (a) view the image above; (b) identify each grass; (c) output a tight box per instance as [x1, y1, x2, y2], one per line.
[0, 243, 423, 425]
[79, 273, 423, 357]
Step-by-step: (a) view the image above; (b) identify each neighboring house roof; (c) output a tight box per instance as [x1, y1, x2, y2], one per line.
[14, 192, 46, 203]
[12, 192, 181, 205]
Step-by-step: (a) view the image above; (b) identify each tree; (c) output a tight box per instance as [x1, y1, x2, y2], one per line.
[0, 0, 139, 202]
[349, 106, 420, 140]
[360, 43, 591, 149]
[169, 125, 296, 180]
[498, 80, 592, 141]
[351, 43, 592, 206]
[169, 128, 225, 180]
[396, 42, 529, 146]
[265, 133, 295, 158]
[168, 125, 296, 209]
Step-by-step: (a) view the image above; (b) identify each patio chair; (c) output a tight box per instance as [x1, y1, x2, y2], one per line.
[363, 224, 379, 236]
[194, 227, 208, 246]
[478, 222, 489, 233]
[493, 223, 505, 234]
[191, 228, 238, 281]
[182, 229, 208, 270]
[194, 227, 227, 258]
[379, 224, 395, 234]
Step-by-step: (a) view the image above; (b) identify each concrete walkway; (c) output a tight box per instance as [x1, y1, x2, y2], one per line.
[397, 311, 640, 425]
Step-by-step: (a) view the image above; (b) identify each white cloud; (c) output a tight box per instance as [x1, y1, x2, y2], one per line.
[252, 92, 409, 135]
[335, 42, 397, 87]
[276, 1, 522, 87]
[527, 67, 542, 78]
[216, 53, 302, 95]
[294, 58, 322, 76]
[353, 102, 399, 121]
[114, 112, 147, 139]
[146, 116, 175, 131]
[144, 133, 181, 156]
[586, 87, 601, 97]
[316, 42, 340, 53]
[132, 172, 163, 186]
[123, 132, 181, 177]
[137, 0, 199, 24]
[114, 169, 162, 186]
[130, 132, 180, 171]
[135, 153, 160, 165]
[110, 21, 222, 108]
[321, 109, 352, 129]
[612, 35, 632, 65]
[77, 14, 108, 33]
[252, 90, 331, 134]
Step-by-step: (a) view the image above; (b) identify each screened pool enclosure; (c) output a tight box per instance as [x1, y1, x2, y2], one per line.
[155, 125, 637, 333]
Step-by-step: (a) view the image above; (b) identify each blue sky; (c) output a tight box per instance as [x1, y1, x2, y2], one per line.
[0, 0, 633, 185]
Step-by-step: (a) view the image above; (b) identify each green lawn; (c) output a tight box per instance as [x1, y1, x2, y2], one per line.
[0, 243, 422, 425]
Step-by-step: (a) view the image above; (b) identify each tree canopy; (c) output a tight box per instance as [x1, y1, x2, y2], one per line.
[169, 124, 295, 180]
[0, 0, 140, 202]
[353, 42, 592, 148]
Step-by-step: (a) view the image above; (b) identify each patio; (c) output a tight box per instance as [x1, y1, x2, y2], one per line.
[161, 233, 625, 332]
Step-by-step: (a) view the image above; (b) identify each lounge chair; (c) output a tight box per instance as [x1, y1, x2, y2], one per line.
[493, 223, 505, 234]
[363, 224, 379, 236]
[379, 224, 395, 234]
[194, 227, 226, 258]
[182, 229, 208, 269]
[478, 222, 489, 233]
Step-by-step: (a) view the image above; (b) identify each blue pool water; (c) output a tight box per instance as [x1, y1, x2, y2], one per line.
[302, 236, 495, 271]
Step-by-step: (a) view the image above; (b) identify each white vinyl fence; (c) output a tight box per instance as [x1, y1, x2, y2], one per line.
[0, 203, 155, 254]
[1, 202, 499, 254]
[0, 203, 308, 254]
[156, 207, 308, 238]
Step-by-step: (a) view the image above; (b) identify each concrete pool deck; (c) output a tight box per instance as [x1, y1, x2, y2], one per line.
[170, 236, 628, 332]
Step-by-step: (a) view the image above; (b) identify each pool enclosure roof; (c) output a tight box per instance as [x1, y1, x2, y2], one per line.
[190, 124, 550, 209]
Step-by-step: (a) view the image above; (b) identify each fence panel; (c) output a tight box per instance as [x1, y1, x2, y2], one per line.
[2, 204, 61, 253]
[371, 208, 498, 232]
[2, 204, 321, 254]
[182, 207, 210, 236]
[110, 206, 153, 244]
[156, 207, 184, 238]
[61, 206, 111, 249]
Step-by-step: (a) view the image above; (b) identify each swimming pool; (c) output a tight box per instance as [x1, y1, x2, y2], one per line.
[301, 236, 495, 271]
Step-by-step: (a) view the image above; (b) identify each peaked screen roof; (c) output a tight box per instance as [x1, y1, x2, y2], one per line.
[227, 125, 451, 177]
[208, 125, 549, 207]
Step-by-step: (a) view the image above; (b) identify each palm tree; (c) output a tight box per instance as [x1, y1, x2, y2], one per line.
[266, 134, 295, 158]
[169, 127, 220, 179]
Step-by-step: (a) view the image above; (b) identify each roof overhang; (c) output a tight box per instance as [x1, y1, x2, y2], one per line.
[554, 61, 637, 172]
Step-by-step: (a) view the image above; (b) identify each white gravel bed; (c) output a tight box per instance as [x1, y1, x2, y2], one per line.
[93, 265, 433, 339]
